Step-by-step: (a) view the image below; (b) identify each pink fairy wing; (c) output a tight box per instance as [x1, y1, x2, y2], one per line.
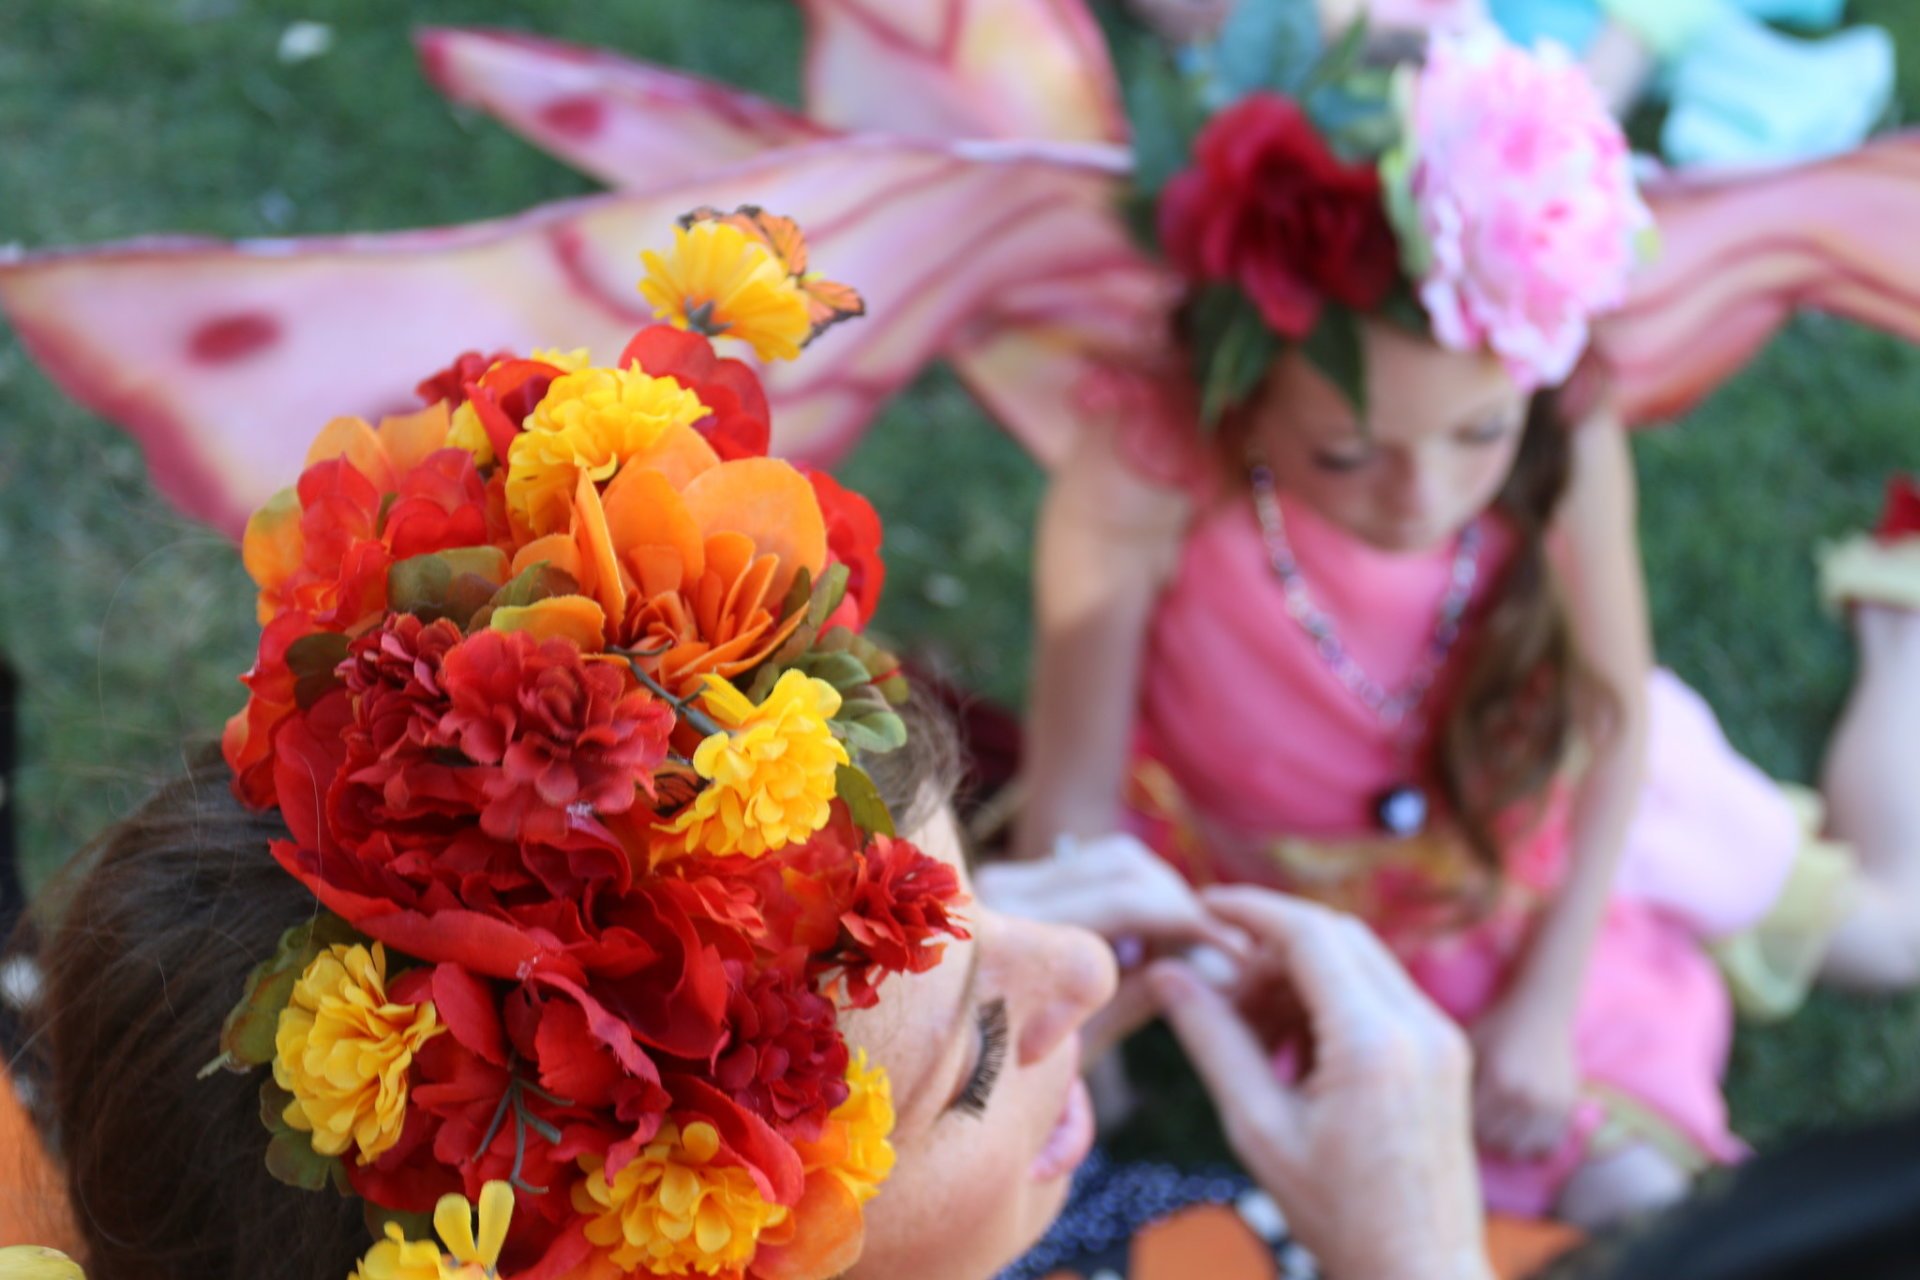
[799, 0, 1127, 143]
[0, 139, 1133, 535]
[413, 26, 828, 190]
[1599, 133, 1920, 426]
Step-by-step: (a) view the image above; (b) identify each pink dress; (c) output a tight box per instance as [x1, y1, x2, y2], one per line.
[1130, 485, 1798, 1215]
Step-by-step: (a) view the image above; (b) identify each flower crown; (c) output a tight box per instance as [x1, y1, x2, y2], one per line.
[206, 207, 963, 1280]
[1133, 9, 1654, 419]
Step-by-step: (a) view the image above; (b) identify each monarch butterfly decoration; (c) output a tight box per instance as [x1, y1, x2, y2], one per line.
[680, 204, 868, 344]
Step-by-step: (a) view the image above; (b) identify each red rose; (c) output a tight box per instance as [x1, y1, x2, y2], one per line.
[619, 324, 772, 460]
[416, 349, 511, 408]
[1158, 92, 1401, 338]
[436, 629, 675, 846]
[806, 469, 887, 627]
[1878, 475, 1920, 543]
[381, 449, 497, 561]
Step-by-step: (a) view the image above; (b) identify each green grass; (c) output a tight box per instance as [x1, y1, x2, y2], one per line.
[2, 0, 1918, 1163]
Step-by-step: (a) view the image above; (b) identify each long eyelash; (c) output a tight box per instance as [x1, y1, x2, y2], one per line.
[953, 998, 1010, 1118]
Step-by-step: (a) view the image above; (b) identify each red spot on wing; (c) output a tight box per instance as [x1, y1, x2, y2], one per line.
[188, 311, 280, 364]
[540, 94, 607, 139]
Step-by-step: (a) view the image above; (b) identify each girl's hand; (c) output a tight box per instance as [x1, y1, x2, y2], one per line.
[1124, 0, 1238, 44]
[1470, 994, 1581, 1159]
[975, 834, 1248, 1061]
[1153, 889, 1493, 1280]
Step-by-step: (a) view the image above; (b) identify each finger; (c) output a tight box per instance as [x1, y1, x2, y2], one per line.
[1197, 889, 1402, 1032]
[1150, 960, 1300, 1143]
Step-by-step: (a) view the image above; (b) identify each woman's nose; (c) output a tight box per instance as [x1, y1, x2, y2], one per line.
[1012, 920, 1117, 1067]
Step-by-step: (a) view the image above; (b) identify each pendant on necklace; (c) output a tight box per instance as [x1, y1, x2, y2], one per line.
[1374, 785, 1429, 838]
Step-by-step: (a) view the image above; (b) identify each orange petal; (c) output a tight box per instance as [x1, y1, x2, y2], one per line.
[752, 1173, 865, 1280]
[679, 458, 827, 606]
[572, 471, 628, 627]
[510, 532, 583, 583]
[489, 594, 608, 652]
[375, 400, 454, 474]
[603, 463, 705, 582]
[303, 416, 395, 492]
[720, 551, 781, 628]
[240, 486, 305, 617]
[617, 420, 721, 489]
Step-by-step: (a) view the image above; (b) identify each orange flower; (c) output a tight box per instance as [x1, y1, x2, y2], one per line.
[499, 451, 829, 698]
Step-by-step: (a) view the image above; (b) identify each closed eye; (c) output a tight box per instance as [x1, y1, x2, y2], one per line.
[948, 998, 1010, 1118]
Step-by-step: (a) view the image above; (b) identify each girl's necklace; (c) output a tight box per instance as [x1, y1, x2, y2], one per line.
[1247, 457, 1484, 836]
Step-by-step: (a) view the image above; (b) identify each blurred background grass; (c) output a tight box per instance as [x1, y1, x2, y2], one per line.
[2, 0, 1918, 1160]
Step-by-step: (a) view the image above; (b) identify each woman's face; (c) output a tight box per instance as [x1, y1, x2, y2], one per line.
[846, 809, 1118, 1280]
[1253, 319, 1528, 553]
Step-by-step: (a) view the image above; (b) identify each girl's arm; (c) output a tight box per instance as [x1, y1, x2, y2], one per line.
[1474, 409, 1653, 1156]
[1012, 423, 1191, 860]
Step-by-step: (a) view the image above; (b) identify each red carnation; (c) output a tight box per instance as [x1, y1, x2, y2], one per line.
[1877, 475, 1920, 543]
[710, 964, 850, 1137]
[416, 348, 511, 408]
[342, 614, 464, 760]
[819, 834, 971, 1009]
[807, 470, 887, 627]
[437, 629, 674, 845]
[1158, 92, 1401, 339]
[620, 324, 772, 460]
[382, 449, 496, 561]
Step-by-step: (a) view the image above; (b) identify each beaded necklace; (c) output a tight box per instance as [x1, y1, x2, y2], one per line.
[1246, 456, 1484, 835]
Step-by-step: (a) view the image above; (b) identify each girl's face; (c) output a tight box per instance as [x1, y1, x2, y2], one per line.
[1253, 319, 1528, 553]
[846, 809, 1118, 1280]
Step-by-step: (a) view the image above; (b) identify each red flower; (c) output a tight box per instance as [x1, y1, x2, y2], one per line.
[619, 324, 772, 460]
[416, 349, 511, 408]
[223, 609, 319, 808]
[807, 469, 887, 627]
[382, 449, 498, 561]
[1878, 475, 1920, 542]
[710, 963, 850, 1137]
[1158, 93, 1401, 339]
[437, 629, 674, 846]
[466, 357, 568, 462]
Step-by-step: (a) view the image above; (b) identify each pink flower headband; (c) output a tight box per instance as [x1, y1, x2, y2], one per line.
[1141, 18, 1654, 415]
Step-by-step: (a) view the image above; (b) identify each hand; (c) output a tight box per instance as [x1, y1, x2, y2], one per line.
[1152, 889, 1492, 1280]
[976, 834, 1247, 1060]
[1124, 0, 1237, 44]
[1470, 993, 1580, 1160]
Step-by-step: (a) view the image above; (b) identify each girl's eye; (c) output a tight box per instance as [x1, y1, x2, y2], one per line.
[1458, 419, 1514, 446]
[1311, 447, 1372, 473]
[952, 998, 1010, 1118]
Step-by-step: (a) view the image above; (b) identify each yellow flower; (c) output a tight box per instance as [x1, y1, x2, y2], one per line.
[504, 364, 708, 537]
[0, 1246, 86, 1280]
[349, 1182, 515, 1280]
[638, 221, 812, 363]
[666, 671, 849, 859]
[273, 942, 445, 1165]
[446, 401, 493, 467]
[572, 1121, 788, 1277]
[530, 346, 592, 372]
[826, 1051, 896, 1205]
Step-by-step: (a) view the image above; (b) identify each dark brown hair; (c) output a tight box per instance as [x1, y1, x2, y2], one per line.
[1433, 389, 1604, 876]
[25, 695, 961, 1280]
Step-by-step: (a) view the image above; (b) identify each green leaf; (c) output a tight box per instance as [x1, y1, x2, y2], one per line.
[217, 914, 357, 1071]
[1190, 286, 1279, 428]
[490, 560, 580, 611]
[1211, 0, 1323, 100]
[388, 546, 511, 629]
[259, 1079, 349, 1193]
[285, 631, 350, 711]
[806, 562, 851, 631]
[834, 764, 896, 838]
[778, 565, 813, 623]
[1122, 41, 1207, 199]
[836, 706, 909, 756]
[1301, 307, 1367, 419]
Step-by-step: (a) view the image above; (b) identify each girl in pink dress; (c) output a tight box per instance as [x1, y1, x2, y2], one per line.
[1016, 25, 1920, 1228]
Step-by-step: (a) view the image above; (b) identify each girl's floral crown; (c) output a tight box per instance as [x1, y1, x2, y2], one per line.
[1132, 7, 1655, 420]
[205, 207, 963, 1280]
